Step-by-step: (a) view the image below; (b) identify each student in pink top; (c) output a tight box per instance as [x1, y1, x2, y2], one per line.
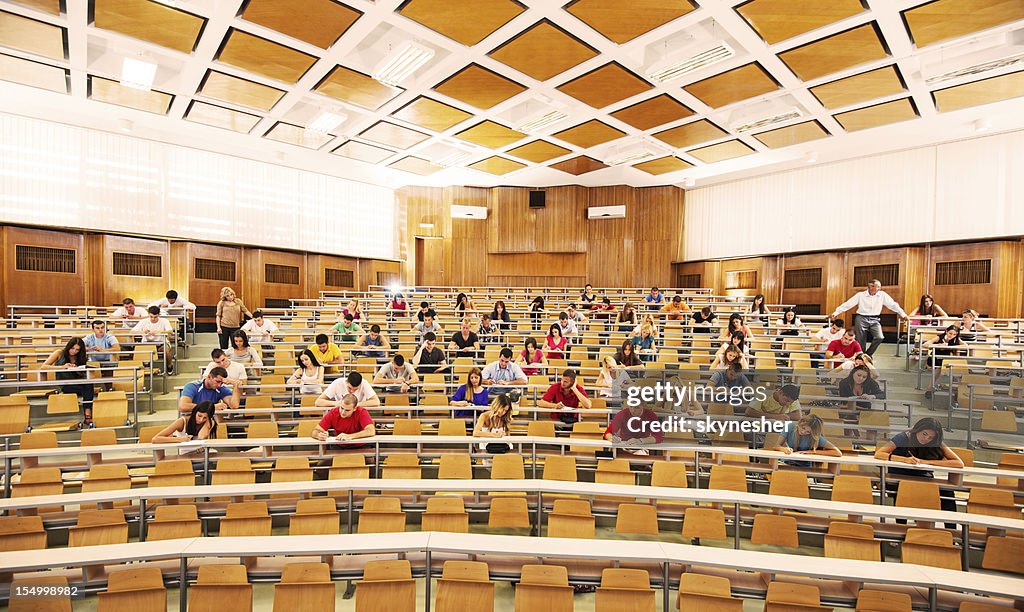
[516, 337, 546, 376]
[545, 323, 568, 360]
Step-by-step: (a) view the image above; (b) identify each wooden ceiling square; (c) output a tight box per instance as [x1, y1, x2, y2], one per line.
[549, 155, 608, 175]
[89, 75, 172, 114]
[736, 0, 866, 45]
[834, 97, 918, 132]
[433, 64, 527, 109]
[903, 0, 1024, 48]
[933, 70, 1024, 113]
[632, 156, 693, 175]
[11, 1, 61, 15]
[217, 28, 317, 84]
[552, 119, 626, 149]
[564, 0, 697, 44]
[240, 0, 361, 49]
[653, 119, 728, 148]
[359, 121, 432, 149]
[391, 96, 472, 132]
[184, 100, 261, 133]
[333, 140, 396, 164]
[688, 139, 756, 163]
[315, 64, 402, 110]
[265, 122, 334, 149]
[610, 94, 694, 131]
[0, 10, 64, 60]
[0, 52, 66, 93]
[556, 62, 652, 109]
[454, 120, 526, 148]
[198, 70, 285, 112]
[810, 65, 905, 110]
[469, 156, 527, 175]
[390, 156, 446, 175]
[683, 63, 780, 109]
[752, 120, 829, 148]
[507, 140, 572, 163]
[488, 20, 598, 81]
[92, 0, 204, 54]
[397, 0, 526, 46]
[779, 23, 889, 82]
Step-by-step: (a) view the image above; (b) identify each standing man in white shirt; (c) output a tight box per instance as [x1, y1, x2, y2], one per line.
[831, 280, 908, 356]
[133, 306, 175, 374]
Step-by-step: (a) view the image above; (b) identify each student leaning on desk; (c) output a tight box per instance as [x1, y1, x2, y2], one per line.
[310, 393, 376, 442]
[153, 401, 217, 443]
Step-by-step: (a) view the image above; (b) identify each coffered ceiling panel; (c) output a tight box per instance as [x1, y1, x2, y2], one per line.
[185, 100, 261, 133]
[198, 70, 285, 112]
[390, 96, 472, 132]
[550, 155, 608, 175]
[902, 0, 1024, 48]
[564, 0, 697, 44]
[0, 52, 66, 92]
[683, 62, 779, 109]
[469, 155, 527, 175]
[488, 19, 598, 81]
[736, 0, 866, 45]
[92, 0, 204, 54]
[834, 97, 918, 132]
[556, 62, 652, 109]
[217, 28, 317, 84]
[688, 139, 755, 163]
[610, 94, 693, 130]
[632, 156, 693, 175]
[315, 65, 402, 110]
[752, 120, 829, 148]
[89, 75, 172, 114]
[11, 1, 61, 15]
[333, 140, 396, 164]
[552, 119, 626, 148]
[932, 70, 1024, 113]
[240, 0, 361, 49]
[390, 155, 445, 175]
[454, 120, 526, 148]
[653, 119, 727, 148]
[0, 9, 64, 60]
[397, 0, 526, 46]
[359, 121, 432, 149]
[433, 63, 527, 109]
[809, 65, 905, 110]
[506, 140, 573, 163]
[265, 121, 334, 148]
[779, 23, 889, 82]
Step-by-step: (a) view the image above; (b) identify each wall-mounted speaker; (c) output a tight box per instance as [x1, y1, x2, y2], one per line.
[529, 190, 546, 208]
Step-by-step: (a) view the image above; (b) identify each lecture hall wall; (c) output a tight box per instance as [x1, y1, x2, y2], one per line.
[399, 184, 686, 290]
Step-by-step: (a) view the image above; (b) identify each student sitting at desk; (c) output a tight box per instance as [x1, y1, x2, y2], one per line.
[769, 414, 842, 468]
[538, 369, 592, 426]
[451, 367, 488, 418]
[604, 401, 663, 454]
[41, 337, 94, 429]
[153, 400, 217, 443]
[178, 367, 236, 415]
[317, 371, 380, 408]
[309, 333, 345, 367]
[473, 393, 515, 454]
[310, 393, 375, 443]
[288, 349, 324, 395]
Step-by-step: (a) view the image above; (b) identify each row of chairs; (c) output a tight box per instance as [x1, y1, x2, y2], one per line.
[0, 392, 132, 435]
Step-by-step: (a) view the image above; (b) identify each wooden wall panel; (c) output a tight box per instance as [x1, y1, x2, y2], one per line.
[244, 248, 307, 309]
[184, 242, 243, 320]
[535, 186, 587, 253]
[927, 241, 1022, 318]
[359, 259, 402, 291]
[632, 186, 683, 289]
[487, 187, 535, 253]
[718, 257, 764, 298]
[95, 234, 170, 308]
[401, 186, 448, 285]
[587, 185, 636, 286]
[448, 186, 490, 285]
[308, 253, 360, 299]
[779, 252, 849, 315]
[2, 226, 85, 309]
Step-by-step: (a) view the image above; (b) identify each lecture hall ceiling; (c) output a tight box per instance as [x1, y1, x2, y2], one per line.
[0, 0, 1023, 188]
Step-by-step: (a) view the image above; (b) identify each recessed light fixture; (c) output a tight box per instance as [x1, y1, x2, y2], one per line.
[117, 119, 133, 133]
[120, 57, 157, 91]
[372, 41, 434, 87]
[306, 111, 347, 135]
[646, 40, 736, 84]
[804, 151, 819, 164]
[974, 119, 992, 133]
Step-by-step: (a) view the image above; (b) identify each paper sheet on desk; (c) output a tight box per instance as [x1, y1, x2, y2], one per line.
[176, 440, 204, 455]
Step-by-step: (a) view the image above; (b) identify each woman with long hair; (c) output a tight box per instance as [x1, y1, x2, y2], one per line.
[616, 301, 637, 332]
[455, 292, 476, 315]
[770, 414, 841, 467]
[909, 294, 948, 327]
[451, 367, 488, 418]
[875, 417, 964, 525]
[490, 300, 512, 328]
[228, 329, 263, 369]
[389, 292, 408, 318]
[748, 293, 769, 324]
[710, 343, 749, 371]
[41, 337, 94, 428]
[545, 323, 567, 360]
[839, 364, 885, 409]
[719, 313, 754, 341]
[343, 298, 363, 321]
[153, 400, 218, 443]
[529, 296, 545, 331]
[474, 393, 515, 453]
[614, 338, 643, 368]
[516, 337, 546, 376]
[923, 324, 963, 397]
[215, 287, 252, 350]
[596, 356, 632, 399]
[958, 309, 990, 342]
[288, 349, 324, 395]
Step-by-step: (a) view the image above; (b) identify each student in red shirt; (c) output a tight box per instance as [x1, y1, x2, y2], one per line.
[311, 393, 375, 442]
[604, 402, 663, 449]
[538, 369, 592, 425]
[825, 329, 863, 369]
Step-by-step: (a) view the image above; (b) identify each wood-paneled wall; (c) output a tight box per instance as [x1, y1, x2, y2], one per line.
[0, 223, 400, 316]
[401, 184, 684, 288]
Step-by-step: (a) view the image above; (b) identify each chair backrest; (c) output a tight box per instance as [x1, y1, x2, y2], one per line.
[393, 418, 421, 436]
[81, 428, 117, 447]
[357, 560, 416, 612]
[92, 394, 128, 429]
[246, 421, 279, 439]
[895, 480, 941, 511]
[650, 461, 688, 488]
[768, 470, 809, 498]
[548, 498, 595, 539]
[358, 496, 406, 534]
[750, 513, 799, 547]
[0, 515, 46, 551]
[981, 536, 1024, 575]
[10, 576, 72, 612]
[98, 567, 165, 612]
[708, 465, 746, 493]
[681, 507, 727, 540]
[189, 564, 253, 612]
[423, 496, 469, 533]
[0, 398, 31, 435]
[527, 420, 556, 437]
[831, 475, 874, 505]
[901, 528, 961, 570]
[47, 393, 79, 415]
[766, 582, 823, 609]
[154, 504, 199, 521]
[438, 454, 473, 479]
[290, 498, 340, 536]
[491, 453, 525, 479]
[437, 418, 467, 436]
[615, 503, 659, 535]
[149, 459, 196, 488]
[220, 501, 271, 537]
[138, 424, 164, 444]
[542, 455, 577, 482]
[488, 496, 531, 529]
[274, 563, 334, 612]
[854, 588, 912, 612]
[516, 564, 573, 612]
[19, 430, 57, 450]
[13, 466, 63, 498]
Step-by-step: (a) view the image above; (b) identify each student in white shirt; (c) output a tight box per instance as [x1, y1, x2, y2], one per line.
[150, 290, 196, 342]
[316, 371, 381, 407]
[240, 310, 279, 365]
[810, 318, 845, 368]
[111, 298, 147, 330]
[557, 311, 577, 339]
[132, 306, 175, 373]
[373, 354, 419, 393]
[831, 280, 908, 356]
[203, 348, 247, 405]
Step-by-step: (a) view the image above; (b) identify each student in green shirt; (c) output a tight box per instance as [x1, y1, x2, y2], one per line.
[331, 313, 363, 342]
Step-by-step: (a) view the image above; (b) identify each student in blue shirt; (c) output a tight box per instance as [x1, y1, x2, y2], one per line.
[769, 414, 842, 467]
[643, 286, 664, 310]
[178, 367, 236, 414]
[83, 320, 120, 365]
[451, 367, 489, 418]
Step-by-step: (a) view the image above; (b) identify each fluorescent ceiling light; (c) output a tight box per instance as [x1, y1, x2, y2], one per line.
[516, 110, 569, 133]
[646, 41, 735, 84]
[373, 41, 434, 87]
[606, 141, 667, 166]
[435, 151, 474, 167]
[121, 57, 157, 91]
[306, 111, 347, 135]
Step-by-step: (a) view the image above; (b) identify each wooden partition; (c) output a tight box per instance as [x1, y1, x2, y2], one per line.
[243, 249, 307, 310]
[88, 234, 169, 308]
[1, 226, 85, 309]
[780, 252, 847, 317]
[927, 241, 1024, 318]
[308, 254, 360, 300]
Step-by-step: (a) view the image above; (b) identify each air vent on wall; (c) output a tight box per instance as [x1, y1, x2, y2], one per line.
[195, 258, 235, 282]
[853, 264, 898, 287]
[783, 267, 822, 289]
[112, 252, 161, 277]
[325, 268, 355, 288]
[587, 205, 626, 219]
[678, 273, 702, 288]
[935, 259, 992, 285]
[451, 204, 488, 219]
[15, 245, 75, 273]
[265, 264, 299, 285]
[920, 29, 1024, 85]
